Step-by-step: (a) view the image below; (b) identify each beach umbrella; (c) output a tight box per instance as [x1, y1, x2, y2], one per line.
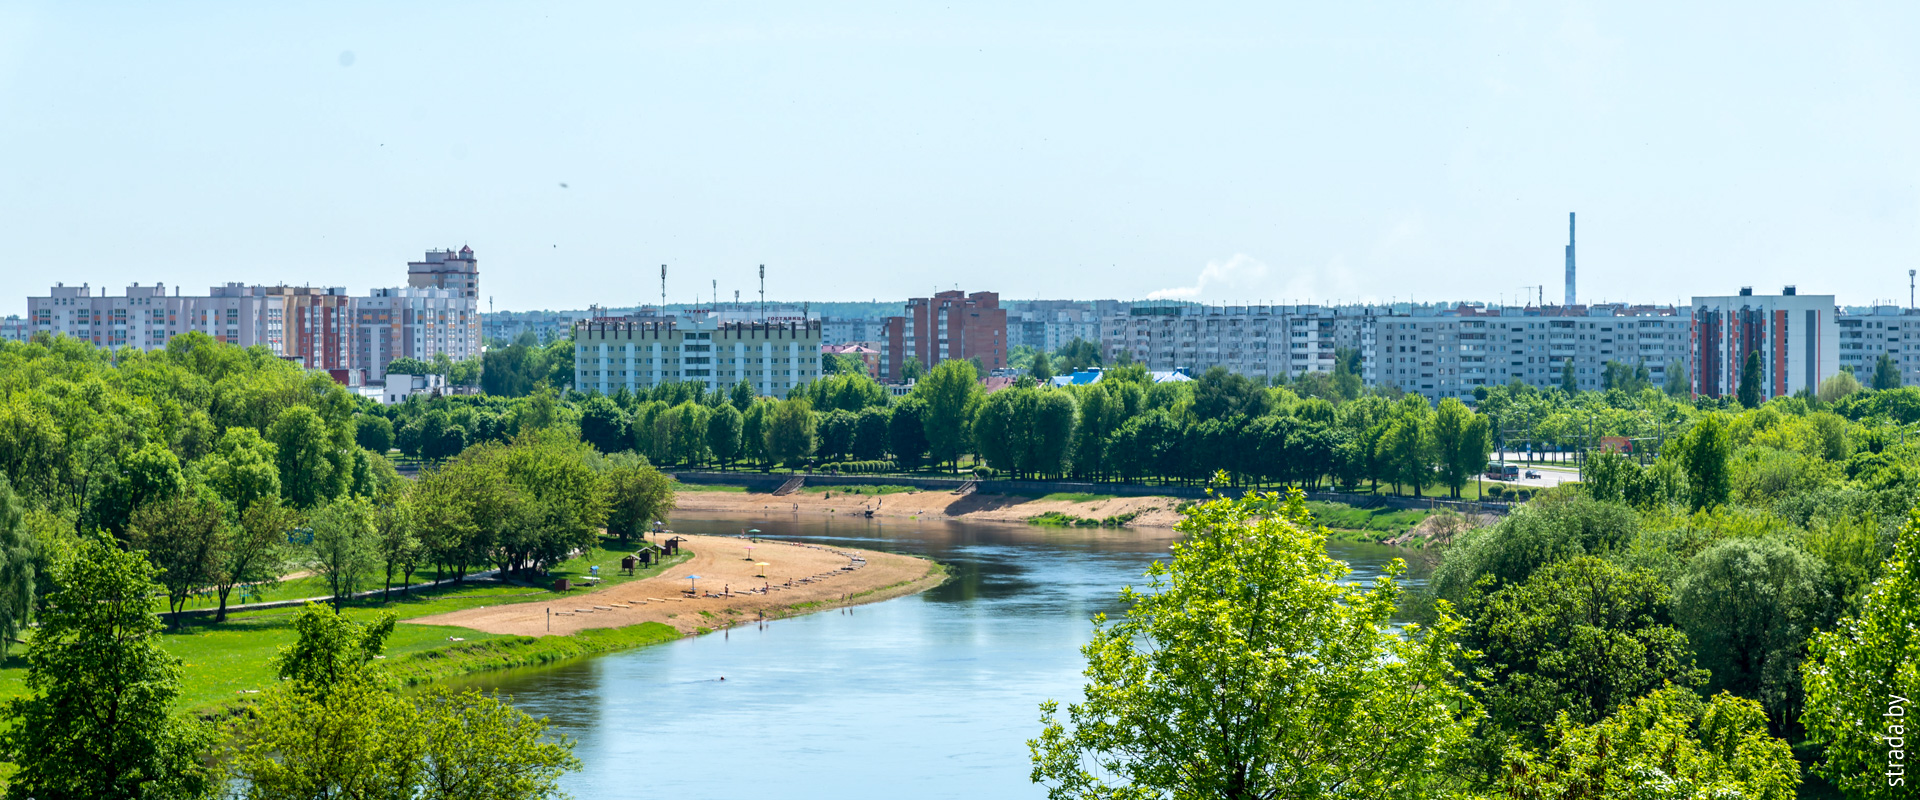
[686, 575, 702, 593]
[755, 562, 770, 577]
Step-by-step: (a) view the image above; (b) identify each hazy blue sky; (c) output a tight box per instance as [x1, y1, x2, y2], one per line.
[3, 2, 1919, 314]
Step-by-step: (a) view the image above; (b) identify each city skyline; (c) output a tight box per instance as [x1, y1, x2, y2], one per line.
[6, 3, 1920, 315]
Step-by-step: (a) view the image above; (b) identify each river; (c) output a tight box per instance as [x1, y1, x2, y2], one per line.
[453, 510, 1433, 799]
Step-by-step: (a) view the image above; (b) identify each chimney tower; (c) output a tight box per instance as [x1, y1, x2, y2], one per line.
[1564, 212, 1577, 306]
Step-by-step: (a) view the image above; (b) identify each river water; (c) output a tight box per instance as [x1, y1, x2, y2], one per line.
[454, 510, 1432, 799]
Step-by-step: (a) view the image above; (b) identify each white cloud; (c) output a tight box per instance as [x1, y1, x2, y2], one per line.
[1148, 253, 1378, 305]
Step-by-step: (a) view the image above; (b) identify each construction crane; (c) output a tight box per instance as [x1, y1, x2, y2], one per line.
[1518, 285, 1545, 306]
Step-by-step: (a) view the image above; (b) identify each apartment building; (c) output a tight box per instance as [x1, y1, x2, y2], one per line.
[573, 313, 822, 397]
[877, 290, 1008, 382]
[1373, 304, 1691, 401]
[0, 316, 28, 343]
[24, 247, 480, 377]
[822, 317, 885, 347]
[1005, 300, 1119, 353]
[1099, 304, 1378, 383]
[352, 286, 482, 381]
[1837, 306, 1920, 386]
[1690, 288, 1838, 401]
[29, 281, 291, 354]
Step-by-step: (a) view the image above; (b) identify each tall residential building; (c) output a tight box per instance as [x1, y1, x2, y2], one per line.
[29, 281, 290, 354]
[878, 290, 1008, 382]
[1689, 287, 1838, 401]
[352, 286, 482, 381]
[0, 316, 27, 343]
[1004, 300, 1117, 353]
[573, 313, 822, 397]
[24, 247, 480, 378]
[1373, 304, 1691, 401]
[1099, 303, 1374, 382]
[1837, 306, 1920, 386]
[408, 246, 480, 297]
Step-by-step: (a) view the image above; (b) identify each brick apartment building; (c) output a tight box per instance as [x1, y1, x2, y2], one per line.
[877, 290, 1008, 382]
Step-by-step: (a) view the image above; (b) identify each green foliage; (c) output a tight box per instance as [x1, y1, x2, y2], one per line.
[1677, 413, 1733, 511]
[887, 397, 929, 471]
[1493, 686, 1799, 800]
[1030, 490, 1480, 798]
[1872, 352, 1903, 390]
[764, 398, 817, 467]
[1462, 557, 1706, 745]
[354, 413, 394, 453]
[0, 477, 38, 657]
[1801, 509, 1920, 798]
[1739, 349, 1764, 408]
[913, 360, 982, 469]
[1674, 536, 1830, 730]
[129, 489, 227, 628]
[0, 535, 214, 800]
[226, 603, 579, 800]
[600, 454, 676, 540]
[269, 405, 348, 509]
[307, 497, 380, 611]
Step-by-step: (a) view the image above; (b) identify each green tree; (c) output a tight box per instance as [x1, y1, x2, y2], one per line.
[900, 356, 926, 383]
[818, 409, 858, 461]
[601, 457, 675, 541]
[211, 496, 297, 623]
[577, 394, 629, 454]
[0, 535, 214, 800]
[707, 402, 744, 468]
[1664, 360, 1690, 397]
[1675, 537, 1829, 731]
[852, 406, 891, 461]
[202, 427, 281, 513]
[1053, 337, 1103, 374]
[269, 405, 347, 509]
[1462, 557, 1705, 742]
[1493, 686, 1799, 800]
[384, 356, 434, 376]
[0, 476, 40, 656]
[1738, 349, 1764, 408]
[1801, 509, 1920, 799]
[888, 396, 930, 471]
[1679, 413, 1733, 511]
[1379, 414, 1430, 497]
[764, 399, 817, 468]
[1430, 398, 1490, 498]
[1029, 490, 1480, 799]
[730, 379, 755, 412]
[1817, 369, 1862, 406]
[226, 605, 578, 800]
[90, 441, 185, 538]
[1872, 352, 1903, 390]
[413, 688, 583, 800]
[354, 414, 394, 454]
[370, 491, 417, 602]
[1029, 351, 1053, 383]
[307, 497, 379, 611]
[129, 490, 227, 629]
[914, 360, 982, 471]
[1559, 357, 1577, 395]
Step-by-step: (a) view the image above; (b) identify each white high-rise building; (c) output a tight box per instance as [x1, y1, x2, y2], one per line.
[574, 312, 822, 397]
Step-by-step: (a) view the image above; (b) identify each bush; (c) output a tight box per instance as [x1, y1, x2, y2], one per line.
[1484, 484, 1506, 499]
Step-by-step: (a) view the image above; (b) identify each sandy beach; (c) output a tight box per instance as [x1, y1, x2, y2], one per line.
[674, 487, 1188, 528]
[409, 533, 944, 637]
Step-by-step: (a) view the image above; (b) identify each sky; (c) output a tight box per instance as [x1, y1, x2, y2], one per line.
[3, 2, 1920, 314]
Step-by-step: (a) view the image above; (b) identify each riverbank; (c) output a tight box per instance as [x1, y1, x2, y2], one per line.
[675, 487, 1189, 529]
[411, 534, 947, 637]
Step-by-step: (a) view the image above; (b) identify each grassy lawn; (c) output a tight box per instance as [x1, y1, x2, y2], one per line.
[159, 572, 442, 615]
[798, 484, 919, 496]
[669, 481, 749, 492]
[1304, 502, 1434, 539]
[0, 537, 694, 713]
[1037, 491, 1118, 503]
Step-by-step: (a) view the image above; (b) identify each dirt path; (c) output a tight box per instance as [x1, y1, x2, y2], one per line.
[676, 488, 1188, 528]
[408, 534, 943, 637]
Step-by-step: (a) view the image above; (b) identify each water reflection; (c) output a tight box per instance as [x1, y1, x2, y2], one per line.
[452, 511, 1430, 799]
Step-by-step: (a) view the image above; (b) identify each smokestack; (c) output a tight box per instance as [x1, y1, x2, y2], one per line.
[1564, 212, 1576, 307]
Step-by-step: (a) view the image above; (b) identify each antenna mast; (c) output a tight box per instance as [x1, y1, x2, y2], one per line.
[712, 279, 717, 310]
[758, 264, 766, 321]
[660, 265, 667, 315]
